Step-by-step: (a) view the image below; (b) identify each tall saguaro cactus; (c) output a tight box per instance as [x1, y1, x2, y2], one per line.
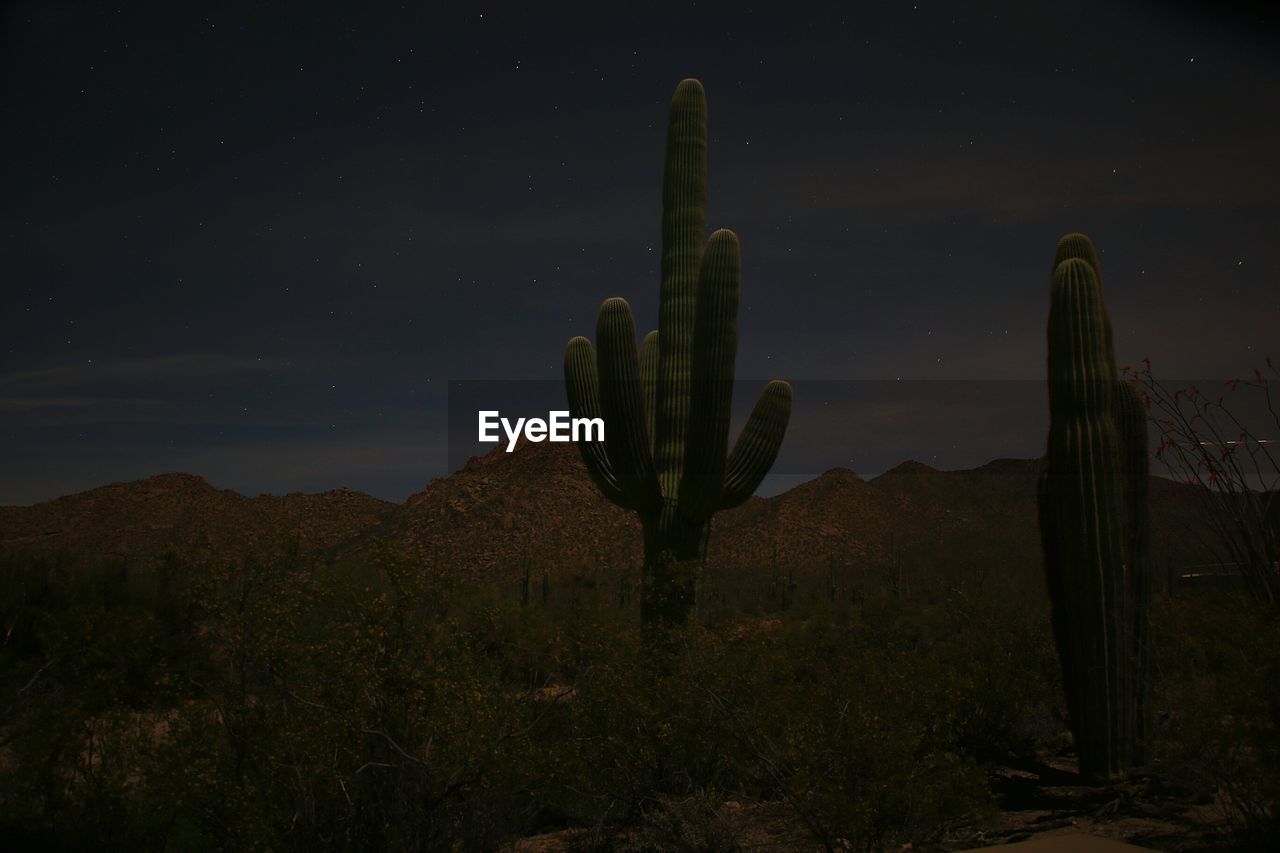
[1038, 233, 1151, 777]
[564, 79, 793, 627]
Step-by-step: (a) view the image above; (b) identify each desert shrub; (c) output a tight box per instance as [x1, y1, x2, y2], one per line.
[152, 550, 550, 851]
[715, 608, 994, 851]
[488, 596, 751, 830]
[925, 592, 1062, 759]
[0, 551, 1068, 851]
[1153, 594, 1280, 843]
[0, 554, 201, 848]
[471, 576, 1029, 850]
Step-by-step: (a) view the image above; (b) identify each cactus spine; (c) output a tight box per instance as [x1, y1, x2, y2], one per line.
[564, 79, 793, 627]
[1038, 234, 1151, 777]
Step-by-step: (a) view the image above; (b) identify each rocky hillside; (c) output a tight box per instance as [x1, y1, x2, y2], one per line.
[0, 473, 395, 568]
[0, 443, 1219, 589]
[361, 441, 641, 581]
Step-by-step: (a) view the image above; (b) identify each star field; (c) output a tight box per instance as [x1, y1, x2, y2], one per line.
[1, 1, 1277, 503]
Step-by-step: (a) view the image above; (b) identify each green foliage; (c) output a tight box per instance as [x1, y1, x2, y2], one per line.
[500, 586, 1030, 851]
[1038, 233, 1152, 778]
[0, 553, 204, 848]
[0, 552, 1068, 851]
[564, 78, 792, 626]
[1153, 595, 1280, 844]
[14, 546, 1272, 850]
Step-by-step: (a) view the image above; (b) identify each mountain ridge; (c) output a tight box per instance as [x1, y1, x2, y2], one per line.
[0, 444, 1213, 590]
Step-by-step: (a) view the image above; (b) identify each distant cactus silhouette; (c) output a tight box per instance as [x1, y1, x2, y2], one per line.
[564, 79, 792, 627]
[1038, 234, 1151, 777]
[520, 554, 531, 607]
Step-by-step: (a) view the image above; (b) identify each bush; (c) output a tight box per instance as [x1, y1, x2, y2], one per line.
[1153, 594, 1280, 843]
[0, 551, 1071, 850]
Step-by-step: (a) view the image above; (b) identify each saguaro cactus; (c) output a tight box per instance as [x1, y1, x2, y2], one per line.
[564, 79, 792, 627]
[1038, 233, 1151, 777]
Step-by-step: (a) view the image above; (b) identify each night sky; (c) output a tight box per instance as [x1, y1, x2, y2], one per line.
[3, 2, 1278, 505]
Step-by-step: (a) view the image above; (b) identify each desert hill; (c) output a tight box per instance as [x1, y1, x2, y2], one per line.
[0, 443, 1218, 589]
[0, 472, 395, 567]
[362, 440, 641, 580]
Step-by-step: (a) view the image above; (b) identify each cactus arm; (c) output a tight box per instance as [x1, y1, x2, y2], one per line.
[679, 229, 741, 520]
[655, 78, 709, 498]
[596, 297, 662, 513]
[720, 379, 793, 509]
[640, 330, 659, 458]
[1112, 380, 1149, 532]
[564, 336, 630, 507]
[1112, 378, 1152, 765]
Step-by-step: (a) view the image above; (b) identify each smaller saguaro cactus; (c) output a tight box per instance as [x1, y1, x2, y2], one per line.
[1038, 233, 1151, 778]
